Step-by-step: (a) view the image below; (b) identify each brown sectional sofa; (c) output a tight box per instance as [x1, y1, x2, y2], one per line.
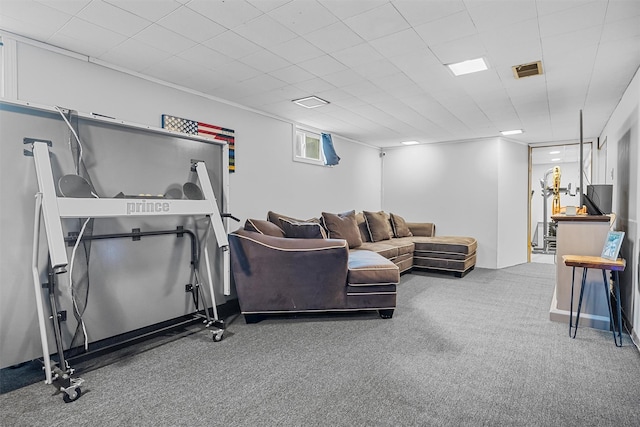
[228, 210, 477, 323]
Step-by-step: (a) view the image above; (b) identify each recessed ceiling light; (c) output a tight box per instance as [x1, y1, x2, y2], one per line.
[500, 129, 523, 136]
[549, 151, 560, 154]
[292, 96, 329, 109]
[401, 140, 420, 145]
[551, 158, 561, 161]
[446, 58, 488, 76]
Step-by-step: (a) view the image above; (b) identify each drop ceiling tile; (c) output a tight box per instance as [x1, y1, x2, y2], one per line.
[268, 0, 338, 35]
[36, 0, 91, 15]
[304, 21, 364, 53]
[538, 1, 607, 39]
[157, 6, 227, 43]
[466, 0, 537, 33]
[314, 88, 358, 103]
[269, 65, 316, 84]
[536, 0, 596, 17]
[392, 0, 466, 27]
[486, 38, 542, 69]
[414, 10, 477, 46]
[543, 44, 598, 76]
[104, 0, 182, 21]
[318, 0, 386, 20]
[50, 17, 127, 57]
[142, 55, 208, 87]
[0, 1, 72, 40]
[210, 82, 262, 101]
[342, 80, 382, 98]
[186, 0, 263, 28]
[369, 28, 428, 59]
[232, 13, 298, 47]
[352, 59, 401, 80]
[344, 2, 410, 41]
[268, 37, 325, 63]
[177, 44, 234, 70]
[247, 0, 291, 13]
[478, 17, 540, 51]
[203, 31, 261, 59]
[294, 77, 336, 93]
[240, 73, 288, 93]
[601, 15, 640, 43]
[430, 35, 487, 65]
[215, 60, 262, 82]
[331, 43, 384, 68]
[77, 0, 151, 37]
[133, 23, 197, 54]
[371, 73, 418, 92]
[541, 25, 602, 57]
[99, 38, 173, 72]
[239, 49, 291, 73]
[321, 69, 365, 87]
[297, 54, 347, 76]
[605, 0, 640, 22]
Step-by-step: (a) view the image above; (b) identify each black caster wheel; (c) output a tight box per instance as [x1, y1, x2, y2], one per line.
[63, 387, 82, 403]
[212, 332, 224, 342]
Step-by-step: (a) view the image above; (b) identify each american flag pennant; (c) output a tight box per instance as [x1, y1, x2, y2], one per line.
[162, 114, 235, 172]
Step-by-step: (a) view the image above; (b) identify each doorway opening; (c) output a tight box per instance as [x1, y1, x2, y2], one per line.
[529, 142, 592, 263]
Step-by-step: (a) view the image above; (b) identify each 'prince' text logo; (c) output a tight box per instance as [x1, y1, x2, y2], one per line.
[126, 200, 170, 215]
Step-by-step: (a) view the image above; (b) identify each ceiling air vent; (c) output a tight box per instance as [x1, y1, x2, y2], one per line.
[512, 61, 543, 79]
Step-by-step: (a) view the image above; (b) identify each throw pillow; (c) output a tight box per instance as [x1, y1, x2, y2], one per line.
[355, 212, 371, 243]
[390, 213, 413, 238]
[363, 211, 393, 242]
[321, 210, 362, 248]
[279, 218, 327, 239]
[244, 219, 285, 238]
[267, 210, 320, 229]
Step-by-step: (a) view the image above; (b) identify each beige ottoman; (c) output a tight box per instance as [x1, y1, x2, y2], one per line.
[412, 236, 477, 277]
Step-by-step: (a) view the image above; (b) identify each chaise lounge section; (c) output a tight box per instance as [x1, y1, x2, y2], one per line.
[228, 210, 477, 323]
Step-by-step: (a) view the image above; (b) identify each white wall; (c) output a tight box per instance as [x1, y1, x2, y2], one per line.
[0, 39, 381, 368]
[381, 137, 528, 269]
[14, 42, 382, 223]
[497, 139, 529, 268]
[598, 66, 640, 348]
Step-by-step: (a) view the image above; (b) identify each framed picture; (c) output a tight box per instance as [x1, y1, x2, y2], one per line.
[601, 231, 625, 260]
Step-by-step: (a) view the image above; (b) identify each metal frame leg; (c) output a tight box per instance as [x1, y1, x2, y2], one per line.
[569, 266, 576, 337]
[613, 271, 623, 347]
[572, 267, 588, 339]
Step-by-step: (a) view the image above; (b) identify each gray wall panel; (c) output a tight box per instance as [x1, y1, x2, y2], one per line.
[0, 101, 226, 368]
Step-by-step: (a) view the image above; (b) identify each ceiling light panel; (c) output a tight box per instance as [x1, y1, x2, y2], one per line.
[447, 57, 488, 76]
[292, 96, 330, 108]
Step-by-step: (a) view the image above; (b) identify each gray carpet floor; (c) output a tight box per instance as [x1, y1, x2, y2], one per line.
[2, 263, 639, 426]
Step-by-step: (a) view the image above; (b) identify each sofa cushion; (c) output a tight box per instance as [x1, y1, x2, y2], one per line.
[356, 242, 398, 259]
[363, 211, 393, 242]
[412, 236, 477, 256]
[279, 218, 327, 239]
[244, 219, 285, 238]
[348, 250, 400, 285]
[321, 210, 362, 249]
[267, 211, 320, 229]
[384, 238, 415, 256]
[390, 213, 413, 238]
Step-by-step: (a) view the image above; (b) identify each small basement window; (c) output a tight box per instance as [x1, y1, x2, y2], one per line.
[294, 129, 324, 166]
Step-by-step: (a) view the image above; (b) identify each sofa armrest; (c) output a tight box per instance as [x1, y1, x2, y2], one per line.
[406, 222, 435, 237]
[229, 229, 349, 312]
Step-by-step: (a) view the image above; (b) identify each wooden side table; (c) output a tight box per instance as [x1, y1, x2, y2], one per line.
[562, 255, 625, 346]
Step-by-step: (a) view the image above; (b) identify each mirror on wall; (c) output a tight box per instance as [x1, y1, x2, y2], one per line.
[530, 142, 592, 259]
